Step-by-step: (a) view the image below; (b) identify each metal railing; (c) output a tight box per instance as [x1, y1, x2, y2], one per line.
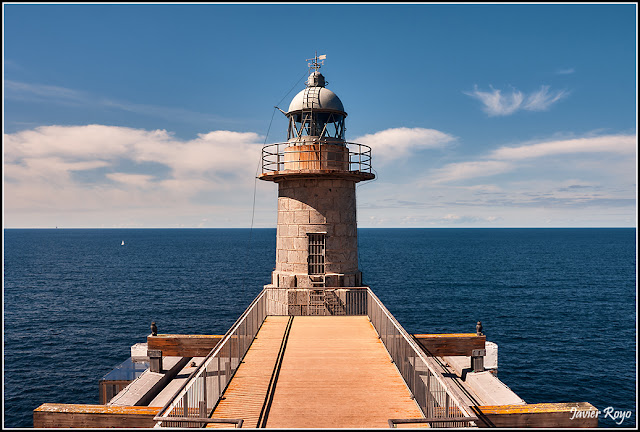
[367, 289, 478, 428]
[152, 417, 243, 428]
[265, 287, 368, 316]
[388, 417, 478, 428]
[261, 141, 372, 175]
[154, 286, 476, 428]
[263, 286, 475, 426]
[154, 290, 268, 427]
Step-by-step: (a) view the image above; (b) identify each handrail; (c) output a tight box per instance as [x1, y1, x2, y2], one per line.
[260, 141, 372, 175]
[154, 289, 268, 427]
[388, 416, 478, 428]
[153, 416, 244, 428]
[154, 287, 477, 427]
[367, 289, 477, 426]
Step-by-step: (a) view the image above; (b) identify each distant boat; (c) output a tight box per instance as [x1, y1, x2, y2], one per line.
[121, 241, 125, 246]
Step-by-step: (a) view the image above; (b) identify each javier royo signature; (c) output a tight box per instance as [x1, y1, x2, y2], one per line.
[570, 406, 633, 425]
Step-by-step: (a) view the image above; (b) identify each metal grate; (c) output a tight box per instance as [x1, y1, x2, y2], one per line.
[309, 289, 326, 316]
[307, 233, 326, 276]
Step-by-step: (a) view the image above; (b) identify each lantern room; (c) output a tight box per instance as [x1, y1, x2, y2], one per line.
[286, 71, 347, 143]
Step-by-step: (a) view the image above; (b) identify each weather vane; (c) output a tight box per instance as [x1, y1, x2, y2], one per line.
[306, 51, 326, 73]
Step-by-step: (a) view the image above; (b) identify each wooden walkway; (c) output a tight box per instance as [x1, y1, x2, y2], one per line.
[209, 316, 290, 428]
[210, 315, 423, 428]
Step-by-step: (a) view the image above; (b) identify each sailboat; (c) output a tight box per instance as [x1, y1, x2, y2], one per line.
[121, 240, 125, 246]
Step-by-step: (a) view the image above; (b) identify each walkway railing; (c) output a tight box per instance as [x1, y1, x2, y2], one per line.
[367, 289, 478, 427]
[265, 287, 368, 316]
[261, 141, 372, 175]
[154, 287, 476, 428]
[154, 290, 268, 427]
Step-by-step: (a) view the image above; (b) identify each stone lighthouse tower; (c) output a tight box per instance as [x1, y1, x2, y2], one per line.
[259, 54, 374, 312]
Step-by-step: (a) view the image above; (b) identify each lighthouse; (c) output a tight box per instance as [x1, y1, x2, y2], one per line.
[33, 54, 600, 431]
[260, 54, 374, 310]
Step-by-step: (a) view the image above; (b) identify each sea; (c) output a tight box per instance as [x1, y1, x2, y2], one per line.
[3, 228, 637, 428]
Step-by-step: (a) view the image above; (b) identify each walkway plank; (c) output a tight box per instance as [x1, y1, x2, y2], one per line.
[208, 316, 290, 428]
[265, 316, 424, 428]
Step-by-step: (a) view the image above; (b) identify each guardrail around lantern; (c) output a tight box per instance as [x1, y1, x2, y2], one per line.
[261, 141, 372, 175]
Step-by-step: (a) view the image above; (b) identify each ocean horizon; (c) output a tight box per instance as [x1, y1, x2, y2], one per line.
[3, 227, 636, 428]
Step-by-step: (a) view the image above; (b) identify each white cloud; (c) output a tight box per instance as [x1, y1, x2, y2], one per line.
[374, 132, 637, 227]
[489, 134, 636, 160]
[354, 127, 455, 162]
[4, 80, 235, 125]
[465, 184, 503, 193]
[4, 124, 635, 228]
[5, 125, 164, 161]
[523, 85, 569, 111]
[556, 68, 575, 75]
[464, 85, 524, 116]
[106, 173, 156, 188]
[130, 129, 262, 176]
[464, 85, 568, 116]
[5, 124, 457, 227]
[424, 133, 636, 185]
[439, 214, 501, 224]
[429, 160, 514, 184]
[5, 80, 88, 105]
[5, 125, 262, 176]
[3, 125, 267, 226]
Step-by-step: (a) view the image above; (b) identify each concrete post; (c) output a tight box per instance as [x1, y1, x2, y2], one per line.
[148, 349, 163, 373]
[471, 349, 486, 372]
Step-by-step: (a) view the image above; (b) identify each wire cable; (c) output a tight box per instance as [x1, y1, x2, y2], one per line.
[249, 68, 307, 240]
[275, 70, 308, 108]
[245, 69, 309, 293]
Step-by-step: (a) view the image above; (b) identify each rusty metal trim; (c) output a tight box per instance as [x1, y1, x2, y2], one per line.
[388, 416, 478, 428]
[153, 416, 243, 428]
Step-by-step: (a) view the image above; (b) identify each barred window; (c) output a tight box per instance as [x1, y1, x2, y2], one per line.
[307, 233, 326, 275]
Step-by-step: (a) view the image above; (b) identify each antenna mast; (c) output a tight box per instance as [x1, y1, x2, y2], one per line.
[306, 51, 326, 73]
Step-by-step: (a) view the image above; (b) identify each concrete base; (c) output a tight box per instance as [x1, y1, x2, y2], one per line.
[443, 353, 525, 406]
[485, 341, 498, 369]
[148, 357, 205, 407]
[107, 357, 189, 407]
[130, 343, 148, 362]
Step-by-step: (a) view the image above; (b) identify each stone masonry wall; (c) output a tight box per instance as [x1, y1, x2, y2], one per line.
[273, 177, 360, 287]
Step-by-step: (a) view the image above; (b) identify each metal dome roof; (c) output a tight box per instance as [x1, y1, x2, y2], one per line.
[287, 87, 346, 114]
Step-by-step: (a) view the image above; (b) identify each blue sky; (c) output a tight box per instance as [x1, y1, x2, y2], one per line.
[3, 3, 637, 228]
